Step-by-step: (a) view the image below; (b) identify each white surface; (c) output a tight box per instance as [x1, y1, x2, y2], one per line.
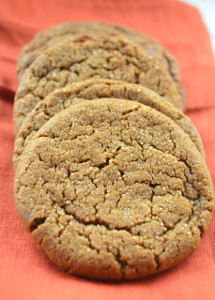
[180, 0, 215, 52]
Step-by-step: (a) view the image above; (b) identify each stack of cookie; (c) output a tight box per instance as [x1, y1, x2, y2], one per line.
[13, 22, 214, 280]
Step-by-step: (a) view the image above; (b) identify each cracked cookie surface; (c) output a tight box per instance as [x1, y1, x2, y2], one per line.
[14, 35, 181, 135]
[14, 99, 214, 280]
[13, 79, 203, 170]
[17, 21, 181, 85]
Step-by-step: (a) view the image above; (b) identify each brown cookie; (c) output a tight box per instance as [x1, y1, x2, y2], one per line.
[17, 21, 186, 109]
[13, 79, 204, 170]
[14, 99, 214, 280]
[17, 21, 181, 86]
[14, 35, 182, 134]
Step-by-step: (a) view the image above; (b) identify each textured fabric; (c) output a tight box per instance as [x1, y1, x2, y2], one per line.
[0, 0, 215, 299]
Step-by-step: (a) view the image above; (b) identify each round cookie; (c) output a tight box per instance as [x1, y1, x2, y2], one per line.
[13, 79, 204, 170]
[17, 21, 181, 85]
[14, 99, 214, 280]
[14, 34, 182, 135]
[17, 21, 186, 109]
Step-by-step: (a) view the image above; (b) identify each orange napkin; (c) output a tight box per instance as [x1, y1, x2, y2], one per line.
[0, 1, 215, 299]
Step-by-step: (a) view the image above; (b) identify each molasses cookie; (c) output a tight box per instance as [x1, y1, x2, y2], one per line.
[13, 79, 203, 170]
[14, 99, 214, 280]
[17, 21, 185, 109]
[14, 35, 181, 134]
[17, 21, 181, 86]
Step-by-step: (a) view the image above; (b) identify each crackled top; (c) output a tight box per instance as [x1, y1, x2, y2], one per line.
[17, 21, 181, 84]
[13, 79, 203, 170]
[14, 35, 181, 134]
[14, 99, 214, 280]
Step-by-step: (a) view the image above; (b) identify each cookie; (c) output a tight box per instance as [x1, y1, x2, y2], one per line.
[14, 34, 182, 134]
[14, 99, 214, 280]
[13, 79, 204, 170]
[17, 21, 181, 86]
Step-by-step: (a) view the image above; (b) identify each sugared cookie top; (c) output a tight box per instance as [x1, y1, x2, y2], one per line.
[13, 79, 203, 170]
[14, 99, 214, 280]
[14, 35, 181, 134]
[17, 21, 181, 85]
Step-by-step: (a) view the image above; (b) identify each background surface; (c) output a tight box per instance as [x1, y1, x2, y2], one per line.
[182, 0, 215, 52]
[0, 1, 215, 299]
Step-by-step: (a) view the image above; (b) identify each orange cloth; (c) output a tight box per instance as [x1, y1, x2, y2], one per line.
[0, 0, 215, 299]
